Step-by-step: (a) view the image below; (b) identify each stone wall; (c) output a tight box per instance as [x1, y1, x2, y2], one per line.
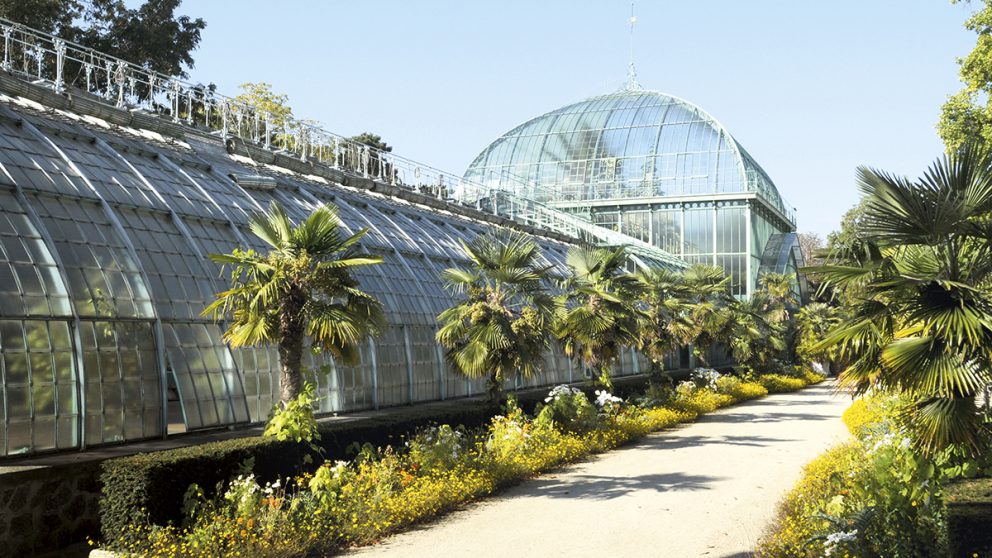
[0, 462, 102, 556]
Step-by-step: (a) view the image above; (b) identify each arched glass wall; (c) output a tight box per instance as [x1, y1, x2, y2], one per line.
[0, 96, 652, 457]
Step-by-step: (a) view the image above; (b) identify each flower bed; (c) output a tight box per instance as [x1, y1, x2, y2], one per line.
[757, 394, 952, 557]
[103, 370, 824, 557]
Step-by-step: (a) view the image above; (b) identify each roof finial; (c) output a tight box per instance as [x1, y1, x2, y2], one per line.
[626, 3, 641, 90]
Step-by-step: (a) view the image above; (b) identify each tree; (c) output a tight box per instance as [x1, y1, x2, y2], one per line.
[811, 145, 992, 455]
[556, 246, 640, 389]
[349, 133, 392, 153]
[77, 0, 205, 77]
[794, 302, 845, 373]
[203, 202, 385, 406]
[436, 232, 556, 403]
[0, 0, 206, 78]
[825, 199, 870, 255]
[348, 132, 393, 180]
[631, 267, 693, 386]
[231, 82, 295, 147]
[233, 83, 293, 126]
[0, 0, 79, 34]
[938, 0, 992, 150]
[729, 273, 796, 374]
[798, 232, 825, 268]
[679, 264, 736, 367]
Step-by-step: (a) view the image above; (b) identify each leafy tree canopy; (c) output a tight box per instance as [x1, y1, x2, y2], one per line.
[939, 0, 992, 150]
[233, 82, 294, 127]
[349, 133, 392, 152]
[0, 0, 206, 77]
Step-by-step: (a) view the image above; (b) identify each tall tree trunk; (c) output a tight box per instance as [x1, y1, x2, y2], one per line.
[278, 327, 304, 406]
[487, 369, 503, 405]
[278, 290, 307, 406]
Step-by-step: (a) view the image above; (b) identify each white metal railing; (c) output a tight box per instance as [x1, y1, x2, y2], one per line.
[0, 17, 686, 269]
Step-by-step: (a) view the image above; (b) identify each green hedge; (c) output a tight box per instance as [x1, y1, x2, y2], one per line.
[99, 399, 502, 545]
[945, 477, 992, 557]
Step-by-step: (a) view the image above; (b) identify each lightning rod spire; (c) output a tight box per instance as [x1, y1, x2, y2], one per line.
[626, 3, 641, 90]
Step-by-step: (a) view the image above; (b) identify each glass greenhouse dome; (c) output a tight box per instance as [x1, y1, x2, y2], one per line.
[464, 88, 802, 296]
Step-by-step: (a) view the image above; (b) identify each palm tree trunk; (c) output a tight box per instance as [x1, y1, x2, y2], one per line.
[278, 327, 304, 406]
[278, 290, 307, 406]
[487, 370, 503, 405]
[647, 360, 671, 388]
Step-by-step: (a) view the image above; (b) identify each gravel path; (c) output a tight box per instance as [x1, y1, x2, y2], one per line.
[347, 381, 850, 558]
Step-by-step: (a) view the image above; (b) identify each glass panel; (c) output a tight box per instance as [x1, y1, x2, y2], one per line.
[28, 194, 154, 318]
[0, 189, 71, 318]
[79, 320, 160, 445]
[683, 206, 714, 257]
[164, 323, 249, 430]
[0, 319, 78, 455]
[115, 208, 220, 320]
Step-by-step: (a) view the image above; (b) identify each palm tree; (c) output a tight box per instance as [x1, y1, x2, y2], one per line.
[203, 202, 385, 406]
[679, 264, 735, 367]
[729, 273, 795, 374]
[556, 246, 641, 390]
[795, 302, 845, 374]
[436, 232, 557, 403]
[631, 267, 693, 386]
[811, 145, 992, 454]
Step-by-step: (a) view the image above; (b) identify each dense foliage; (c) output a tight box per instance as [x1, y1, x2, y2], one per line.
[758, 392, 992, 558]
[0, 0, 205, 77]
[939, 0, 992, 150]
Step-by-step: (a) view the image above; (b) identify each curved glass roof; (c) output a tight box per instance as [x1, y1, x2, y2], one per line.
[464, 89, 793, 224]
[0, 89, 668, 457]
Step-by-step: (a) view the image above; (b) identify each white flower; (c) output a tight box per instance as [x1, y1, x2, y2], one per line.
[823, 530, 858, 556]
[594, 389, 622, 408]
[546, 385, 581, 403]
[690, 368, 721, 391]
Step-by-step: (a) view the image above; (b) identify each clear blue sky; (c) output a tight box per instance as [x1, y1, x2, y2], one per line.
[173, 1, 977, 238]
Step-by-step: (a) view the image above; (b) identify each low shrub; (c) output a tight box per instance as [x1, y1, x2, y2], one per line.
[100, 400, 500, 545]
[533, 385, 599, 433]
[758, 374, 807, 393]
[714, 375, 769, 401]
[801, 369, 827, 385]
[841, 395, 896, 439]
[757, 441, 865, 557]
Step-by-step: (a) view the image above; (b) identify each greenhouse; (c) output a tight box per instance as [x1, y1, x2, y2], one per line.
[464, 87, 803, 296]
[0, 94, 653, 457]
